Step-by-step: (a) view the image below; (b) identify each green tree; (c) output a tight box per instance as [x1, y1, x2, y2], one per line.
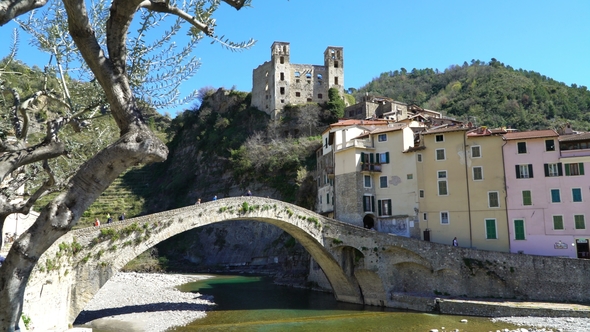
[327, 87, 345, 118]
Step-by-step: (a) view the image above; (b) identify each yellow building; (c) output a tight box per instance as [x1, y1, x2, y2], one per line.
[416, 126, 509, 252]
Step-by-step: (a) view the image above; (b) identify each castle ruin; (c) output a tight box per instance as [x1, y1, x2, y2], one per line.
[252, 41, 344, 119]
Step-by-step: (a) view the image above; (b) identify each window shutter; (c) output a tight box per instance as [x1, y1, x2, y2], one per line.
[515, 165, 521, 179]
[528, 164, 534, 178]
[369, 153, 374, 163]
[544, 164, 549, 177]
[377, 200, 382, 216]
[371, 196, 375, 213]
[363, 197, 367, 211]
[565, 164, 570, 176]
[514, 220, 525, 240]
[558, 163, 563, 176]
[360, 152, 365, 163]
[385, 152, 390, 163]
[580, 163, 585, 175]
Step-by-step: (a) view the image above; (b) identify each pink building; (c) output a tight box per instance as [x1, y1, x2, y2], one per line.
[503, 130, 590, 258]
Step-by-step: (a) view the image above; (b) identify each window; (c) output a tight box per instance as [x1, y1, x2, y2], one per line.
[294, 71, 300, 78]
[573, 188, 582, 202]
[513, 219, 525, 240]
[565, 163, 585, 176]
[575, 215, 586, 229]
[473, 166, 483, 180]
[364, 175, 371, 188]
[378, 199, 392, 216]
[324, 137, 328, 148]
[488, 191, 500, 208]
[435, 134, 444, 142]
[280, 87, 285, 95]
[471, 145, 481, 158]
[334, 60, 339, 68]
[379, 176, 388, 188]
[517, 142, 527, 154]
[280, 72, 285, 81]
[280, 56, 284, 64]
[423, 213, 427, 221]
[318, 93, 323, 99]
[522, 190, 532, 206]
[440, 211, 449, 224]
[306, 73, 312, 79]
[545, 139, 555, 151]
[486, 219, 498, 239]
[363, 195, 374, 212]
[334, 77, 339, 85]
[436, 148, 446, 161]
[407, 174, 413, 180]
[515, 164, 534, 179]
[295, 92, 301, 97]
[544, 163, 562, 177]
[417, 154, 423, 162]
[378, 134, 387, 142]
[419, 189, 424, 198]
[438, 171, 448, 196]
[376, 152, 390, 163]
[550, 189, 561, 203]
[317, 74, 323, 80]
[326, 193, 330, 204]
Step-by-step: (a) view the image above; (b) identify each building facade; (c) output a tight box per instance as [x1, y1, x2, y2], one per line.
[504, 130, 590, 258]
[252, 41, 344, 119]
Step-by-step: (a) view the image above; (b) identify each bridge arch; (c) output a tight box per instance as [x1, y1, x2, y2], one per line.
[23, 197, 363, 331]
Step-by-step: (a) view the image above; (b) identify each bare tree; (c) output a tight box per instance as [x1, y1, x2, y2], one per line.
[0, 0, 253, 330]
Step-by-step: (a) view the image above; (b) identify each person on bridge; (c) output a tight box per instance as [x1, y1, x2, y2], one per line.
[213, 195, 217, 201]
[106, 213, 113, 224]
[246, 190, 252, 196]
[452, 237, 458, 247]
[119, 212, 125, 221]
[196, 198, 201, 204]
[94, 218, 101, 227]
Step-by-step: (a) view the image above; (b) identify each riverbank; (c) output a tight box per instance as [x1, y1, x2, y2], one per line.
[75, 272, 590, 332]
[75, 272, 215, 332]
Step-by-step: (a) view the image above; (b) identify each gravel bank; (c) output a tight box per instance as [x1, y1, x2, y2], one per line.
[75, 272, 215, 332]
[492, 316, 590, 332]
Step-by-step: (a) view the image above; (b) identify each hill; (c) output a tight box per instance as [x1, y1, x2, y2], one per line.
[355, 59, 590, 131]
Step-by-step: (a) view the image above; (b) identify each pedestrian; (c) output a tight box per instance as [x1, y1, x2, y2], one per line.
[196, 198, 201, 204]
[452, 237, 458, 247]
[106, 213, 113, 224]
[94, 217, 101, 227]
[119, 212, 125, 221]
[246, 190, 252, 196]
[213, 195, 217, 201]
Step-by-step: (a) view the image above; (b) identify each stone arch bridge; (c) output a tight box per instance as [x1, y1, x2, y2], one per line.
[22, 197, 590, 331]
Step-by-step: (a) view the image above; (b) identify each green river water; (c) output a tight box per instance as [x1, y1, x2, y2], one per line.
[171, 274, 525, 332]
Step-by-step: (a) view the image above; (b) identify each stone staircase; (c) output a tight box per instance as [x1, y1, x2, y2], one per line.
[80, 166, 153, 227]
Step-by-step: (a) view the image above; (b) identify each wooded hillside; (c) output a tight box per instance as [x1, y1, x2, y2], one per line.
[354, 59, 590, 131]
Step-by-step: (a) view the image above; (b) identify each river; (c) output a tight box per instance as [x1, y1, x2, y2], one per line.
[171, 274, 524, 332]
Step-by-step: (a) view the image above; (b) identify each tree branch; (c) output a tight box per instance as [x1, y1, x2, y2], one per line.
[139, 0, 213, 36]
[0, 0, 48, 26]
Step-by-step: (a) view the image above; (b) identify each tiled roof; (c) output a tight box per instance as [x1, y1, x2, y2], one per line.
[421, 126, 470, 135]
[503, 129, 558, 140]
[558, 132, 590, 142]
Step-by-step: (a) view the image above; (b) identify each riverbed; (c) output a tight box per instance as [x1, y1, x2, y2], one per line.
[75, 272, 590, 332]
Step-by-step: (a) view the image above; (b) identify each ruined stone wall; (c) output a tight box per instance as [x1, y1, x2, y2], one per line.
[251, 61, 274, 115]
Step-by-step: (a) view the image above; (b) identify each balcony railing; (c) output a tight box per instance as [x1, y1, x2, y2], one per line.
[335, 138, 373, 151]
[361, 163, 382, 172]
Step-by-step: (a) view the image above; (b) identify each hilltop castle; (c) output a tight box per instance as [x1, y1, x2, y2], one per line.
[251, 41, 344, 119]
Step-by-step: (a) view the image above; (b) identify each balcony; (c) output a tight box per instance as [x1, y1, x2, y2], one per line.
[361, 163, 382, 172]
[335, 138, 373, 151]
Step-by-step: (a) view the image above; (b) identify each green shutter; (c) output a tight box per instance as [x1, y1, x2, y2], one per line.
[377, 200, 382, 216]
[544, 164, 549, 177]
[579, 163, 585, 175]
[558, 163, 563, 176]
[360, 152, 365, 163]
[565, 164, 570, 176]
[369, 153, 374, 163]
[486, 219, 497, 239]
[514, 220, 525, 240]
[385, 152, 390, 163]
[363, 197, 367, 211]
[515, 165, 521, 178]
[528, 164, 534, 178]
[522, 190, 532, 206]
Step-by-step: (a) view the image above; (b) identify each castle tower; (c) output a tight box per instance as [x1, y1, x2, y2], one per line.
[324, 46, 345, 97]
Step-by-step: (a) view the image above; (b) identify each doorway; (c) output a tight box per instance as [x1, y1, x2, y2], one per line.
[576, 239, 589, 259]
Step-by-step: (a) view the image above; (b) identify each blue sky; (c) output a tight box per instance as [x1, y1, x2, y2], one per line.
[1, 0, 589, 115]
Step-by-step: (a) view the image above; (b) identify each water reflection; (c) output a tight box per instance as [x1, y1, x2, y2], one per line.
[174, 275, 521, 332]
